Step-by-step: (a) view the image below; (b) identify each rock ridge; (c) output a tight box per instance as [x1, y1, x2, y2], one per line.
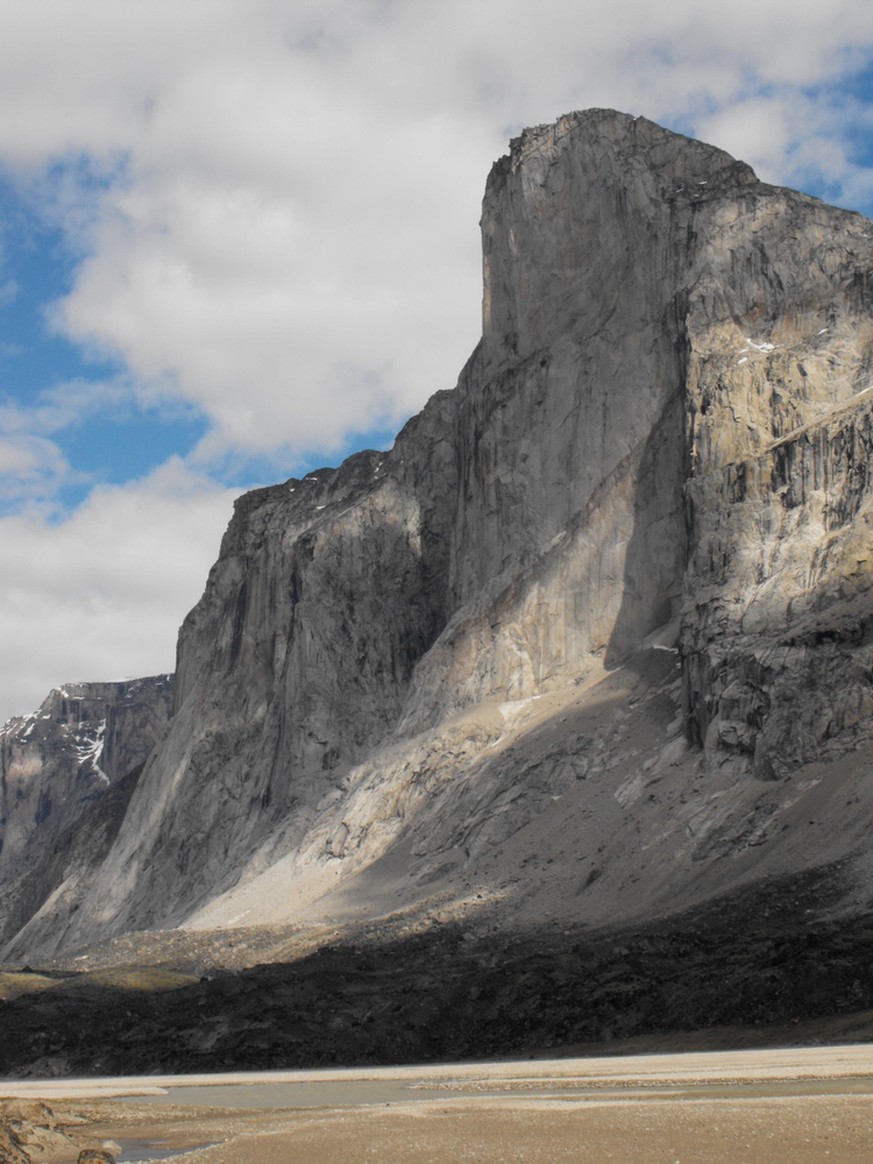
[0, 677, 173, 880]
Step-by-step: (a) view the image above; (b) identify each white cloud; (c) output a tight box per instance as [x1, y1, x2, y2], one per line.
[50, 93, 489, 461]
[0, 433, 73, 506]
[1, 1, 873, 715]
[0, 432, 66, 478]
[0, 461, 236, 724]
[0, 376, 164, 510]
[0, 0, 867, 467]
[0, 377, 132, 437]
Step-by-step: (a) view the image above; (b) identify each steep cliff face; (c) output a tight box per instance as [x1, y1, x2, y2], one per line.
[0, 677, 174, 947]
[680, 180, 873, 777]
[8, 109, 873, 960]
[17, 396, 460, 945]
[0, 677, 174, 881]
[399, 113, 749, 728]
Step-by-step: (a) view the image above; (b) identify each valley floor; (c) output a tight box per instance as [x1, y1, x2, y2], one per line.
[4, 1045, 873, 1163]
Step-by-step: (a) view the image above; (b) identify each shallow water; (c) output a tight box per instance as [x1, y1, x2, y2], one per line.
[5, 1048, 873, 1161]
[114, 1139, 203, 1163]
[125, 1071, 873, 1112]
[131, 1077, 462, 1109]
[104, 1070, 873, 1163]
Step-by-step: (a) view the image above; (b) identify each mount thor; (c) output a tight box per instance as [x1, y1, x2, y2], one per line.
[4, 109, 873, 1073]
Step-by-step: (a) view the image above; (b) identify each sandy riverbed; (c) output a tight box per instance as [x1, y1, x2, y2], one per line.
[4, 1045, 873, 1163]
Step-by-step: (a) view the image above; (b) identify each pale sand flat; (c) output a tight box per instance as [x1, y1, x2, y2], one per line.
[4, 1046, 873, 1163]
[76, 1092, 873, 1164]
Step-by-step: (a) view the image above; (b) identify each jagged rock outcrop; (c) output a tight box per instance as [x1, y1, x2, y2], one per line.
[7, 109, 873, 961]
[0, 678, 174, 879]
[679, 179, 873, 778]
[0, 1101, 93, 1162]
[0, 678, 173, 943]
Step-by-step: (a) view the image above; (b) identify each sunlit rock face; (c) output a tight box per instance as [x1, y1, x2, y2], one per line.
[400, 111, 749, 728]
[679, 178, 873, 777]
[8, 109, 873, 958]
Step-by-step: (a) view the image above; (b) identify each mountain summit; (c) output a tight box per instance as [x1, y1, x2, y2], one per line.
[5, 112, 873, 1016]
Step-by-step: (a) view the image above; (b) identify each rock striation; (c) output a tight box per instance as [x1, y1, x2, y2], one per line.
[7, 110, 873, 963]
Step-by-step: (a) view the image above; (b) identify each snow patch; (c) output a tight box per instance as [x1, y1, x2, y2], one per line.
[73, 720, 110, 785]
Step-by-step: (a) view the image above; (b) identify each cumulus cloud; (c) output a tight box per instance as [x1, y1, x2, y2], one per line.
[3, 1, 871, 464]
[0, 432, 68, 482]
[0, 376, 156, 511]
[0, 433, 74, 508]
[1, 0, 873, 717]
[0, 376, 131, 437]
[0, 460, 236, 723]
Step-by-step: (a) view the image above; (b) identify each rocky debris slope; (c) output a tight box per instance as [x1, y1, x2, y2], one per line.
[7, 110, 873, 967]
[2, 864, 873, 1077]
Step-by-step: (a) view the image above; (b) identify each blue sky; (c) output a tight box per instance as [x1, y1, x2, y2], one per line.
[0, 160, 404, 511]
[2, 0, 873, 723]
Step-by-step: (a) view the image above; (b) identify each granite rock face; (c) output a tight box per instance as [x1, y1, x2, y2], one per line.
[0, 678, 174, 949]
[678, 173, 873, 779]
[0, 677, 174, 883]
[8, 110, 873, 958]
